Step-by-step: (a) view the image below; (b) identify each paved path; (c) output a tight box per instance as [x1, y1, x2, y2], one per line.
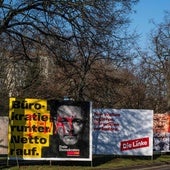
[126, 164, 170, 170]
[112, 162, 170, 170]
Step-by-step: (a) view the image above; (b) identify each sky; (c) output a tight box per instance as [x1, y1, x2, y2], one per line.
[129, 0, 170, 49]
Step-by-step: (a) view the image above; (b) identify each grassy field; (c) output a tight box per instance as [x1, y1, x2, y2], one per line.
[1, 154, 170, 170]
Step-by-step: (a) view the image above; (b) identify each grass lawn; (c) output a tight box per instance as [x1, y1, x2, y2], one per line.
[1, 154, 170, 170]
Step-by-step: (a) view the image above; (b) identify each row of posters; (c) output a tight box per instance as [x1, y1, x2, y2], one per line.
[0, 98, 169, 160]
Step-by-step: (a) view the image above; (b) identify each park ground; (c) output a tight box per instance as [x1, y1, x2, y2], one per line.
[1, 154, 170, 170]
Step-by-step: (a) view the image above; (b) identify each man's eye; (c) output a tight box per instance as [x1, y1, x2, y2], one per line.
[73, 119, 83, 125]
[58, 118, 67, 123]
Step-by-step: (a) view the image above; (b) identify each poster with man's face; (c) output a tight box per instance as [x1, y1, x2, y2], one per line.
[42, 100, 92, 160]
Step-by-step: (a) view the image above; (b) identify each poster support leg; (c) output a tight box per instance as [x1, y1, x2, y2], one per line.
[11, 135, 19, 168]
[15, 148, 19, 168]
[6, 156, 9, 167]
[91, 160, 93, 167]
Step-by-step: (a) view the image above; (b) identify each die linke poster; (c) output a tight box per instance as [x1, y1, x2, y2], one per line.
[93, 109, 153, 156]
[8, 98, 92, 161]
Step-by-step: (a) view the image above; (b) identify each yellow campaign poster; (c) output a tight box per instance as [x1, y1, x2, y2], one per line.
[8, 98, 53, 159]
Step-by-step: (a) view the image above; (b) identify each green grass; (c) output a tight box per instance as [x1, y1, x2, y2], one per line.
[1, 154, 170, 170]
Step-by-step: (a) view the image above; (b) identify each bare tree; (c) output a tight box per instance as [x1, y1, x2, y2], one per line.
[0, 0, 138, 58]
[150, 12, 170, 111]
[0, 0, 139, 103]
[133, 12, 170, 112]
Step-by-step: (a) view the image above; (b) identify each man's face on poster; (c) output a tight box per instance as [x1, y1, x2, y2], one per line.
[55, 105, 84, 145]
[154, 114, 169, 133]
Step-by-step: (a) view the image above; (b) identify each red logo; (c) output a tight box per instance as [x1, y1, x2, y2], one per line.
[67, 150, 80, 156]
[120, 137, 149, 151]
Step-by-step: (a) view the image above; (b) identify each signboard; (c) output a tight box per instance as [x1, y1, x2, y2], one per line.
[8, 98, 52, 160]
[0, 116, 8, 155]
[93, 109, 153, 156]
[8, 98, 92, 161]
[42, 100, 92, 160]
[153, 113, 170, 152]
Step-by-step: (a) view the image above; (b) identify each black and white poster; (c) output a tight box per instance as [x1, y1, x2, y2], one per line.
[42, 100, 92, 161]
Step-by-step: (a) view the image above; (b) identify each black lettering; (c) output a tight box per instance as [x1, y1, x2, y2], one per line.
[21, 137, 27, 143]
[40, 138, 47, 144]
[11, 135, 47, 144]
[10, 148, 37, 156]
[12, 101, 20, 109]
[38, 126, 45, 132]
[32, 113, 41, 121]
[21, 101, 28, 109]
[11, 125, 30, 132]
[11, 112, 25, 121]
[34, 103, 41, 109]
[11, 100, 42, 110]
[42, 115, 48, 121]
[11, 125, 51, 133]
[29, 103, 34, 109]
[25, 113, 49, 121]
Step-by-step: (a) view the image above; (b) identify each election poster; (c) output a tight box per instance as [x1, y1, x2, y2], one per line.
[8, 98, 92, 161]
[153, 113, 170, 152]
[0, 116, 8, 155]
[42, 100, 92, 161]
[8, 98, 52, 160]
[93, 109, 153, 156]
